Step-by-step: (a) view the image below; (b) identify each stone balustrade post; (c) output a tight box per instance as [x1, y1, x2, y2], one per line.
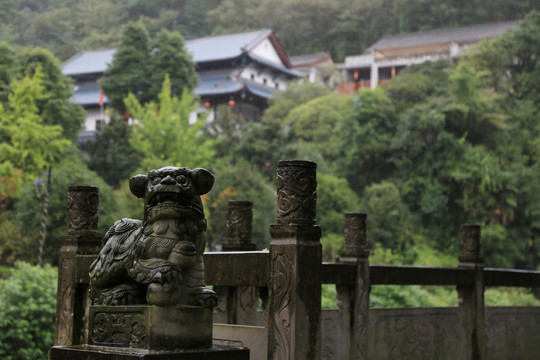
[458, 224, 485, 360]
[54, 186, 102, 346]
[267, 160, 322, 360]
[223, 201, 256, 251]
[337, 212, 370, 360]
[221, 200, 258, 325]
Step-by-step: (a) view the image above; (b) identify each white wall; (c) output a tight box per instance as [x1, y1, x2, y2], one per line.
[240, 64, 288, 90]
[83, 108, 110, 131]
[250, 38, 284, 66]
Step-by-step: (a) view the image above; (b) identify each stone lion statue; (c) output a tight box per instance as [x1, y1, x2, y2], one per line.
[89, 166, 217, 307]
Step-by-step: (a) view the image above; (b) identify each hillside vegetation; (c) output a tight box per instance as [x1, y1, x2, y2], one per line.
[1, 5, 540, 357]
[0, 0, 538, 61]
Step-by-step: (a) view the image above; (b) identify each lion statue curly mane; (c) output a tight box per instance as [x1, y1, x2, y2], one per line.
[89, 166, 217, 308]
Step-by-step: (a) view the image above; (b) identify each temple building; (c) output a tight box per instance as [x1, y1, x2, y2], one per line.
[62, 29, 304, 141]
[338, 20, 519, 93]
[289, 52, 335, 88]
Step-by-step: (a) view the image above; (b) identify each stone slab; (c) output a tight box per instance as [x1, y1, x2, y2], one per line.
[368, 307, 466, 360]
[49, 345, 249, 360]
[485, 306, 540, 360]
[213, 324, 267, 360]
[89, 305, 212, 350]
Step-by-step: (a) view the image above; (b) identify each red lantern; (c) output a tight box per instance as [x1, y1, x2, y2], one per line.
[228, 99, 236, 106]
[204, 101, 211, 108]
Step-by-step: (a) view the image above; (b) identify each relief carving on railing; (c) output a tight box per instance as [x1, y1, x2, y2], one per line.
[55, 257, 75, 346]
[276, 160, 317, 226]
[90, 311, 147, 347]
[371, 310, 463, 360]
[354, 271, 369, 358]
[67, 185, 99, 234]
[226, 201, 253, 244]
[272, 252, 292, 359]
[237, 286, 257, 324]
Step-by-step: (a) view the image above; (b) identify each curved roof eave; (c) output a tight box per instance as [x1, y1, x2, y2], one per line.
[247, 53, 305, 78]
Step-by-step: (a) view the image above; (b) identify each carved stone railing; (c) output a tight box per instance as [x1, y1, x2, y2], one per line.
[54, 186, 102, 346]
[215, 200, 260, 325]
[53, 162, 540, 360]
[268, 160, 322, 360]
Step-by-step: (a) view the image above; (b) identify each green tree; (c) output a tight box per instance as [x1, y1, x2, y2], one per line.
[383, 60, 452, 113]
[283, 93, 353, 173]
[149, 29, 197, 98]
[139, 9, 182, 38]
[235, 82, 330, 178]
[101, 22, 198, 116]
[16, 47, 85, 141]
[27, 7, 76, 59]
[317, 173, 360, 235]
[503, 11, 540, 102]
[334, 87, 398, 193]
[181, 0, 222, 36]
[0, 0, 14, 24]
[100, 21, 151, 114]
[0, 262, 57, 360]
[0, 67, 70, 183]
[0, 41, 15, 103]
[389, 99, 465, 246]
[205, 160, 276, 250]
[75, 0, 126, 50]
[0, 46, 84, 141]
[362, 181, 414, 252]
[317, 173, 360, 261]
[206, 0, 260, 34]
[80, 115, 141, 188]
[14, 153, 127, 265]
[202, 103, 250, 161]
[126, 76, 217, 171]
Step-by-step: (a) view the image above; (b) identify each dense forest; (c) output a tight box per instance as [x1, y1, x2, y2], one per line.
[2, 1, 540, 358]
[0, 0, 539, 61]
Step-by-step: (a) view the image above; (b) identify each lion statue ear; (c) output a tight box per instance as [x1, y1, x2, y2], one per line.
[129, 174, 148, 198]
[191, 168, 215, 195]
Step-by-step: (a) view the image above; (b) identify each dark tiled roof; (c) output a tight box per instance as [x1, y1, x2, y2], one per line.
[63, 29, 274, 76]
[195, 71, 244, 96]
[245, 82, 273, 99]
[248, 53, 304, 78]
[71, 83, 108, 106]
[366, 20, 519, 52]
[196, 70, 274, 100]
[289, 52, 332, 67]
[187, 29, 272, 63]
[63, 48, 116, 76]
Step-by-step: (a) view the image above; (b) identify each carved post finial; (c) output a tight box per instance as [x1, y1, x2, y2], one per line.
[340, 212, 369, 260]
[223, 200, 256, 251]
[67, 185, 99, 236]
[459, 224, 482, 264]
[276, 160, 317, 226]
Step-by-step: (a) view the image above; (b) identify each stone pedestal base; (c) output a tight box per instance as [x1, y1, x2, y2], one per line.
[89, 305, 212, 350]
[49, 344, 250, 359]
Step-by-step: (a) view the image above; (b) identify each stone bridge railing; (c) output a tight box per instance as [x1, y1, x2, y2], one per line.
[54, 160, 540, 360]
